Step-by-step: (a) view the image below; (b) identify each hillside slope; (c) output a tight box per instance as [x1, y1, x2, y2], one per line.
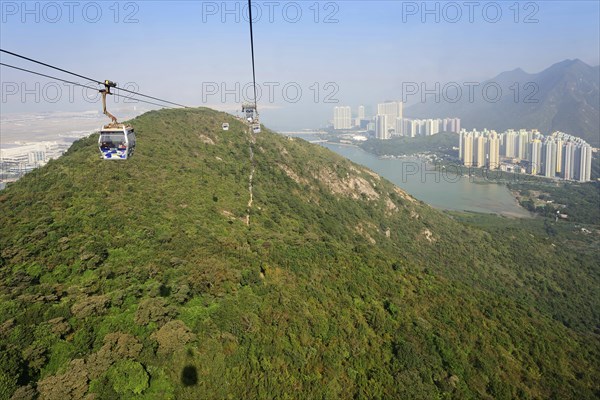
[0, 108, 598, 399]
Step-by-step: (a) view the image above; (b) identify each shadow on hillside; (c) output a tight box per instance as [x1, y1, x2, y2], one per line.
[181, 365, 198, 386]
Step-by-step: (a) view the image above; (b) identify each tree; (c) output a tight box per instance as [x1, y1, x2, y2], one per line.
[107, 360, 149, 396]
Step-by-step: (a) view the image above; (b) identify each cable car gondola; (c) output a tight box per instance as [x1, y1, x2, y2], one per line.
[99, 125, 136, 160]
[242, 103, 261, 134]
[242, 103, 256, 121]
[97, 80, 136, 160]
[222, 122, 229, 131]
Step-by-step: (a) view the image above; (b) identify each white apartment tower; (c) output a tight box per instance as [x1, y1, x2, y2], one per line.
[377, 101, 403, 133]
[461, 132, 474, 167]
[529, 139, 543, 175]
[358, 105, 365, 120]
[375, 115, 390, 140]
[475, 135, 487, 168]
[487, 132, 500, 169]
[577, 145, 592, 182]
[333, 106, 352, 130]
[542, 140, 557, 178]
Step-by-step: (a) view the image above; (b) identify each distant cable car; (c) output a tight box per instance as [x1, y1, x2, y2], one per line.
[97, 80, 136, 160]
[222, 123, 229, 131]
[242, 103, 261, 134]
[242, 103, 256, 120]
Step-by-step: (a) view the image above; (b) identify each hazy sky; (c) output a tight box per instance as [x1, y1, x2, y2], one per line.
[1, 1, 599, 130]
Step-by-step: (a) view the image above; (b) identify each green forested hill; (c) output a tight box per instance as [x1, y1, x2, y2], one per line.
[0, 108, 598, 399]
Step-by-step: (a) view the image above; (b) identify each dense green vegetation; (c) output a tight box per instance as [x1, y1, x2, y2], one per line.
[508, 180, 600, 225]
[1, 108, 598, 399]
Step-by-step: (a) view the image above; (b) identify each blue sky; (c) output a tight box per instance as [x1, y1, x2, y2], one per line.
[1, 1, 599, 130]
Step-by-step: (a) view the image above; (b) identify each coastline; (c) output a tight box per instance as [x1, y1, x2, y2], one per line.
[320, 141, 533, 218]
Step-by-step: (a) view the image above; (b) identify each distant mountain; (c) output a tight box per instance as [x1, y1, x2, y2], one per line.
[0, 108, 598, 399]
[407, 59, 600, 146]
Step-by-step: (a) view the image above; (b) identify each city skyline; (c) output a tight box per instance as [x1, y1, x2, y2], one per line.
[331, 103, 461, 138]
[459, 129, 593, 182]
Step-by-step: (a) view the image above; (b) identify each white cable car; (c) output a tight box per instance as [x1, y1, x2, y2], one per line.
[97, 80, 136, 160]
[222, 123, 229, 131]
[242, 103, 256, 120]
[242, 103, 261, 134]
[98, 125, 136, 160]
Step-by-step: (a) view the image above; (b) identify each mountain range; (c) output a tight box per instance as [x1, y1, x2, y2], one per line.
[407, 59, 600, 146]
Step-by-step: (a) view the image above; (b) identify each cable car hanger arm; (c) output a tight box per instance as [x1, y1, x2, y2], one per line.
[100, 80, 118, 124]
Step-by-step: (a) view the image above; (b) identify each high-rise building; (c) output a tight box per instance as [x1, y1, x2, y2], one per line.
[582, 145, 592, 182]
[375, 115, 390, 140]
[503, 130, 517, 158]
[402, 119, 413, 137]
[555, 139, 563, 175]
[488, 132, 500, 169]
[575, 145, 592, 182]
[459, 130, 464, 160]
[377, 101, 403, 133]
[517, 131, 529, 160]
[562, 142, 576, 180]
[442, 117, 461, 133]
[573, 146, 583, 181]
[453, 118, 461, 133]
[410, 120, 421, 136]
[395, 118, 404, 136]
[460, 131, 474, 167]
[355, 105, 366, 127]
[425, 119, 440, 136]
[357, 105, 365, 120]
[542, 140, 557, 178]
[474, 135, 487, 167]
[408, 120, 418, 137]
[333, 106, 352, 130]
[528, 139, 542, 175]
